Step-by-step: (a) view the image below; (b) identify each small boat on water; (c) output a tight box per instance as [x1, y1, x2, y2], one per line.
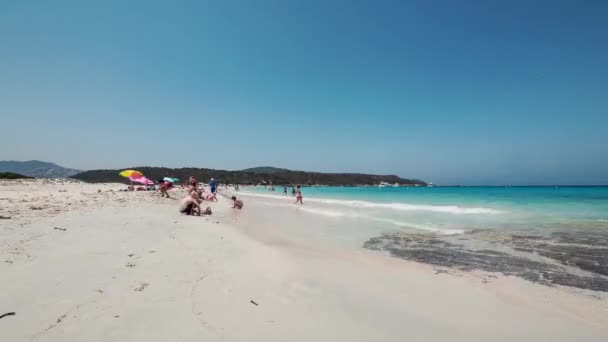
[378, 181, 390, 188]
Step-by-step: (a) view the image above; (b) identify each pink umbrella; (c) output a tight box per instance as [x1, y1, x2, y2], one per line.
[129, 175, 154, 185]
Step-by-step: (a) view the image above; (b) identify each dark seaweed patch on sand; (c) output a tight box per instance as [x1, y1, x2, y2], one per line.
[364, 230, 608, 292]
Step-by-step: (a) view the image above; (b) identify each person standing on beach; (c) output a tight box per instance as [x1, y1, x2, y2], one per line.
[291, 186, 296, 196]
[283, 185, 287, 195]
[188, 176, 202, 196]
[209, 178, 217, 194]
[295, 185, 303, 204]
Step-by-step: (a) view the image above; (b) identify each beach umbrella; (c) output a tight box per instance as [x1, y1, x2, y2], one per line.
[119, 170, 143, 178]
[163, 177, 179, 183]
[129, 176, 154, 185]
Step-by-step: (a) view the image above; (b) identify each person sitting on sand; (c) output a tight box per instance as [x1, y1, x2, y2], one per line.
[180, 192, 201, 215]
[204, 192, 217, 201]
[231, 196, 243, 209]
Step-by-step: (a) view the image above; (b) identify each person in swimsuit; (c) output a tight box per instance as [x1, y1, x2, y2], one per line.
[283, 186, 287, 195]
[188, 176, 202, 196]
[295, 185, 303, 204]
[158, 181, 171, 198]
[231, 196, 243, 209]
[180, 192, 201, 215]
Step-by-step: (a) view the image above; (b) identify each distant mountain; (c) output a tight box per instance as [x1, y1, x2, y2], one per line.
[241, 166, 290, 174]
[72, 166, 426, 186]
[0, 172, 33, 179]
[0, 160, 82, 178]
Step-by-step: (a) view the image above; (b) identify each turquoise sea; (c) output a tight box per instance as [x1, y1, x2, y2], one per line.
[238, 186, 608, 292]
[242, 186, 608, 235]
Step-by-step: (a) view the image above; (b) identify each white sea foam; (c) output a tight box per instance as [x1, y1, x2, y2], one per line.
[370, 217, 466, 235]
[250, 198, 468, 235]
[295, 205, 466, 235]
[297, 206, 356, 218]
[238, 191, 503, 215]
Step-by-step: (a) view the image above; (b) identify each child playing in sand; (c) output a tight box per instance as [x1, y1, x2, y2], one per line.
[204, 192, 217, 201]
[231, 196, 243, 209]
[295, 185, 303, 204]
[158, 181, 171, 198]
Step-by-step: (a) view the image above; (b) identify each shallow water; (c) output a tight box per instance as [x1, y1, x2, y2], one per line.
[238, 186, 608, 292]
[242, 186, 608, 235]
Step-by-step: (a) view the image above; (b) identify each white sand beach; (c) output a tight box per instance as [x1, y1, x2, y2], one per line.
[1, 180, 607, 341]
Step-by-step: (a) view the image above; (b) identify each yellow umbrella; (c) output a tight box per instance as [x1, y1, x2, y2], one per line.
[119, 170, 143, 178]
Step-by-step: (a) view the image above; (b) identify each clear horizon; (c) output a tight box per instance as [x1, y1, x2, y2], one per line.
[1, 1, 607, 186]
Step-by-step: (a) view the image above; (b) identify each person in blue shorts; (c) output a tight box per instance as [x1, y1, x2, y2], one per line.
[209, 178, 217, 193]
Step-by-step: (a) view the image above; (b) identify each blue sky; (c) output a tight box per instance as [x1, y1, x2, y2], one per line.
[1, 0, 607, 185]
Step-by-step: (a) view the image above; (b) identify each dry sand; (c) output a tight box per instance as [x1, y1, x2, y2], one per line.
[1, 180, 607, 341]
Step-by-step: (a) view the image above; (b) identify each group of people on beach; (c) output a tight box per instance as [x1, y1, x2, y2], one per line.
[153, 176, 305, 216]
[170, 176, 243, 216]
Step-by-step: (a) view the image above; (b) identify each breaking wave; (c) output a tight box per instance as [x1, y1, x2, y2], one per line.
[237, 191, 503, 215]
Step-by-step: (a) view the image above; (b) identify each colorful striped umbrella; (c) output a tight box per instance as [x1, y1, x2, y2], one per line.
[119, 170, 143, 178]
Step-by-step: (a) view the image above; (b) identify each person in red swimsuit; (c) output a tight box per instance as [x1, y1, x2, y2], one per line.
[295, 185, 303, 204]
[158, 181, 171, 198]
